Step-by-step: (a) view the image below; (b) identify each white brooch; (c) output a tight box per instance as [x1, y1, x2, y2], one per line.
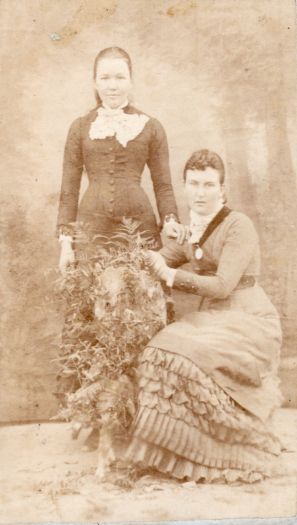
[194, 246, 204, 260]
[89, 107, 150, 148]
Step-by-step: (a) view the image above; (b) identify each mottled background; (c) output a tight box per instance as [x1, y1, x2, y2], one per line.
[1, 0, 296, 421]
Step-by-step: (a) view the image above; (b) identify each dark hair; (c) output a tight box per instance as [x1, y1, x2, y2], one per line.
[183, 149, 225, 184]
[93, 47, 132, 106]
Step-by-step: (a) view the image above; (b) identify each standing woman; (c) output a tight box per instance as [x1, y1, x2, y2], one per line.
[126, 149, 283, 483]
[57, 46, 183, 271]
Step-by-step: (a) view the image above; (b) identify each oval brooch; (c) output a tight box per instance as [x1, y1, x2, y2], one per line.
[194, 246, 204, 260]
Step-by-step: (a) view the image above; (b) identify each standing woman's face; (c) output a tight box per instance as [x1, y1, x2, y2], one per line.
[95, 58, 132, 109]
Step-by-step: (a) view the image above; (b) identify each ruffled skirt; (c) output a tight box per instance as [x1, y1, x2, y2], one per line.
[126, 347, 282, 483]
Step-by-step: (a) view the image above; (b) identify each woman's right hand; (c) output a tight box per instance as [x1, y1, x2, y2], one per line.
[162, 219, 189, 245]
[146, 250, 176, 285]
[59, 238, 75, 276]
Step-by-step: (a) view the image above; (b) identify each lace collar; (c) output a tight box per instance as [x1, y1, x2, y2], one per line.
[89, 103, 150, 147]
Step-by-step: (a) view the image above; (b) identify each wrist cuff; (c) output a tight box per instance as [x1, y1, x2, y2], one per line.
[173, 269, 200, 294]
[164, 213, 179, 224]
[59, 234, 73, 244]
[57, 224, 75, 238]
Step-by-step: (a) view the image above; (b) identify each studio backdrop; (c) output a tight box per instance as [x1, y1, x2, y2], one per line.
[1, 0, 296, 421]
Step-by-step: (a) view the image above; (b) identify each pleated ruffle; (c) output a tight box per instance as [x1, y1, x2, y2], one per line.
[127, 435, 268, 483]
[126, 347, 281, 483]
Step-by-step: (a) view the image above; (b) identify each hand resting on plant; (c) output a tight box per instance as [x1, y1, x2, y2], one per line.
[146, 250, 176, 285]
[58, 235, 75, 276]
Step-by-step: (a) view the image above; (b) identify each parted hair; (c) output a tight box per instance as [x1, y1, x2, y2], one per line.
[183, 149, 225, 184]
[93, 47, 132, 106]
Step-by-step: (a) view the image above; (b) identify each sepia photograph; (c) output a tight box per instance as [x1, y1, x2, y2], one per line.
[0, 0, 297, 523]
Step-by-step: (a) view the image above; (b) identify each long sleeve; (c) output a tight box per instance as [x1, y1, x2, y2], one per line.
[57, 118, 84, 232]
[172, 214, 259, 299]
[147, 119, 179, 223]
[159, 239, 189, 268]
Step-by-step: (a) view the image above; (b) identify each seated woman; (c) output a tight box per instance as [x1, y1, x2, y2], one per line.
[126, 149, 283, 483]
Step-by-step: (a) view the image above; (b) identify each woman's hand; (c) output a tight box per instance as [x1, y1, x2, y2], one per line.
[59, 236, 75, 276]
[162, 219, 189, 245]
[146, 250, 176, 284]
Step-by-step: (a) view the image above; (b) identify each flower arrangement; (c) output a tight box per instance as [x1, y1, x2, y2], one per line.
[55, 219, 167, 431]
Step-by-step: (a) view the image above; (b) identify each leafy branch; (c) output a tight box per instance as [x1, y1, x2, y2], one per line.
[55, 219, 166, 429]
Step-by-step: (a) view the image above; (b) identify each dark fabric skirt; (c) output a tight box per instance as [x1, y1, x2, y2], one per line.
[75, 207, 162, 258]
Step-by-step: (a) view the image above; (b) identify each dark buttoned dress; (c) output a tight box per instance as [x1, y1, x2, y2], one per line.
[57, 104, 179, 250]
[56, 104, 179, 397]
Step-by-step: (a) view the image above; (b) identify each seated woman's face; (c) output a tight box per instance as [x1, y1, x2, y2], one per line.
[95, 58, 132, 109]
[184, 168, 223, 216]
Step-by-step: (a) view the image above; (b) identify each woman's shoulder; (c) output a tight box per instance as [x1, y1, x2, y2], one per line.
[66, 109, 100, 140]
[227, 209, 254, 224]
[126, 105, 165, 129]
[223, 209, 258, 238]
[67, 108, 97, 129]
[76, 108, 99, 124]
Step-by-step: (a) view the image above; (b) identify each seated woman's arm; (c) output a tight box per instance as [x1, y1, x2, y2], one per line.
[159, 238, 189, 268]
[173, 214, 259, 299]
[146, 239, 189, 288]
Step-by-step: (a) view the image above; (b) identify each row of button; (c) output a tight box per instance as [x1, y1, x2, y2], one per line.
[108, 167, 114, 213]
[107, 141, 114, 185]
[109, 173, 114, 212]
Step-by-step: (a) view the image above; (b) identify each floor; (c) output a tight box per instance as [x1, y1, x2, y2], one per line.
[0, 408, 296, 523]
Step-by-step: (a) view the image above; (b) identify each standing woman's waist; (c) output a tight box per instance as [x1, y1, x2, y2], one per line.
[80, 178, 155, 217]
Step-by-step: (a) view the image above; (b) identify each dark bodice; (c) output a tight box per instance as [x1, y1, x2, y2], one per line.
[57, 105, 179, 233]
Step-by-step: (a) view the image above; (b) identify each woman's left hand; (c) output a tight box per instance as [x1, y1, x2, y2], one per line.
[146, 250, 175, 283]
[162, 220, 188, 245]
